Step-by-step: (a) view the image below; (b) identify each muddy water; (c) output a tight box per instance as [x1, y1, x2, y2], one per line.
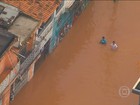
[11, 1, 140, 105]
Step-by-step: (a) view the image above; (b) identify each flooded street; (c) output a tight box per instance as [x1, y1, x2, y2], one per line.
[11, 1, 140, 105]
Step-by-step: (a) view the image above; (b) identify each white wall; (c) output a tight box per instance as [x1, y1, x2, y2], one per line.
[40, 27, 53, 51]
[36, 17, 54, 51]
[64, 0, 75, 9]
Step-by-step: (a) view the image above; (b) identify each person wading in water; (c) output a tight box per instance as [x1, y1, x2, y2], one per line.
[100, 36, 107, 45]
[111, 41, 118, 50]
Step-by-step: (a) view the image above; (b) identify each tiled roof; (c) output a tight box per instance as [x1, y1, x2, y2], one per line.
[2, 0, 61, 22]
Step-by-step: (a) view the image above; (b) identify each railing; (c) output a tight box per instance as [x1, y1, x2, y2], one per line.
[19, 42, 41, 75]
[0, 32, 47, 98]
[20, 13, 54, 74]
[9, 62, 20, 82]
[0, 0, 88, 98]
[0, 18, 52, 97]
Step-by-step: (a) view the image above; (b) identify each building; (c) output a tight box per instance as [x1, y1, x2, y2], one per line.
[0, 0, 89, 105]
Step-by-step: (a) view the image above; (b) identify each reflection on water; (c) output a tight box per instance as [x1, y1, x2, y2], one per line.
[11, 1, 140, 105]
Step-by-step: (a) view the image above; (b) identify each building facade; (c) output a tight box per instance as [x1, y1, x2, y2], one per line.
[0, 0, 89, 105]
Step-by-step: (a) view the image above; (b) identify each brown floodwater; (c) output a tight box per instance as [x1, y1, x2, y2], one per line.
[11, 1, 140, 105]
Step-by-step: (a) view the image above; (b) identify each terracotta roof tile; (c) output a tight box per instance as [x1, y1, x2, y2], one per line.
[2, 0, 61, 22]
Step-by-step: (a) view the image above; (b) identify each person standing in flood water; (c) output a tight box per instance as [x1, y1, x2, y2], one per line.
[111, 41, 118, 50]
[100, 36, 107, 44]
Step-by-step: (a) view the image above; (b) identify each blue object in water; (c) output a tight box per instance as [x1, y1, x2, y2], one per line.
[100, 39, 107, 44]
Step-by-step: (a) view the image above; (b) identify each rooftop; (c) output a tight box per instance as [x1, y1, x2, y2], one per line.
[8, 14, 39, 43]
[0, 2, 39, 44]
[2, 0, 61, 22]
[0, 0, 60, 57]
[0, 28, 16, 58]
[0, 2, 19, 29]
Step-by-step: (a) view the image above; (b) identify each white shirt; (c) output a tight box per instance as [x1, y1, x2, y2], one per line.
[111, 43, 118, 50]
